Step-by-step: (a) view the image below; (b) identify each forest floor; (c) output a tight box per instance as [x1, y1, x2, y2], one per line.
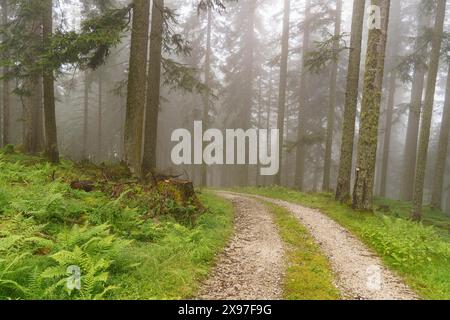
[0, 150, 234, 300]
[214, 192, 417, 300]
[229, 187, 450, 300]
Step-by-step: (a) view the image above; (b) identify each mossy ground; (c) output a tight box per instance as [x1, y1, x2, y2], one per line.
[265, 202, 340, 300]
[0, 149, 233, 300]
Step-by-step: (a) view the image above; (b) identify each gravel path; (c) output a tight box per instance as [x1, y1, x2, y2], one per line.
[197, 193, 285, 300]
[225, 192, 418, 300]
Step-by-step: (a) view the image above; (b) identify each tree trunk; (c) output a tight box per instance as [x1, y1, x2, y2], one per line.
[142, 0, 164, 177]
[274, 0, 290, 186]
[412, 0, 446, 221]
[34, 76, 44, 153]
[42, 0, 59, 163]
[335, 0, 366, 202]
[400, 12, 428, 201]
[201, 6, 212, 187]
[294, 0, 311, 190]
[237, 0, 256, 187]
[431, 63, 450, 209]
[124, 0, 150, 175]
[379, 0, 401, 198]
[97, 72, 103, 161]
[323, 0, 342, 192]
[256, 77, 263, 186]
[1, 0, 10, 147]
[265, 69, 274, 186]
[352, 0, 390, 211]
[82, 72, 90, 160]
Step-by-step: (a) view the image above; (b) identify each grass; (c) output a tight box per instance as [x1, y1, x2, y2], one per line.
[0, 149, 234, 300]
[111, 191, 234, 299]
[265, 202, 340, 300]
[234, 186, 450, 300]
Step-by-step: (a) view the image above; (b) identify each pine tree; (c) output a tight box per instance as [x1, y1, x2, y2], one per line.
[335, 0, 366, 202]
[42, 0, 59, 163]
[274, 0, 290, 186]
[323, 0, 342, 192]
[1, 0, 10, 147]
[352, 0, 391, 211]
[294, 0, 311, 190]
[82, 72, 91, 160]
[412, 0, 446, 221]
[400, 7, 429, 201]
[379, 0, 402, 197]
[124, 0, 150, 175]
[200, 6, 212, 187]
[142, 0, 164, 178]
[431, 62, 450, 210]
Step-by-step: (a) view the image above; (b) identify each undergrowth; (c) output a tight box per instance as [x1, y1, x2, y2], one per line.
[0, 150, 233, 300]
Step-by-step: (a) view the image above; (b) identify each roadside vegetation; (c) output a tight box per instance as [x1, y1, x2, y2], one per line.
[265, 202, 340, 300]
[0, 149, 233, 300]
[236, 186, 450, 300]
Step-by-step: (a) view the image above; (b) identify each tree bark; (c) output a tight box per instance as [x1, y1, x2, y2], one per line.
[352, 0, 390, 211]
[412, 0, 446, 221]
[335, 0, 366, 202]
[294, 0, 311, 190]
[274, 0, 290, 186]
[124, 0, 150, 175]
[323, 0, 342, 192]
[431, 63, 450, 209]
[142, 0, 164, 177]
[42, 0, 59, 163]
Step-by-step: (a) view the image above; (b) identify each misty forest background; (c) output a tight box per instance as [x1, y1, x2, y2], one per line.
[0, 0, 449, 220]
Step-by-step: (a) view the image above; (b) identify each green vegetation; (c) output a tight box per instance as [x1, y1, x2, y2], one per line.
[236, 186, 450, 300]
[0, 150, 233, 300]
[265, 202, 340, 300]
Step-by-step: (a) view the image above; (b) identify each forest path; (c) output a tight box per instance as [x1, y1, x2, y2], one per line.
[220, 192, 418, 300]
[197, 192, 285, 300]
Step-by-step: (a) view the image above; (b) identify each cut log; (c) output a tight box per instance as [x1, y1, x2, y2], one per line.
[70, 180, 95, 192]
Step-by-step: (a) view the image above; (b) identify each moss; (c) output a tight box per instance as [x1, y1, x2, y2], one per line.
[266, 202, 340, 300]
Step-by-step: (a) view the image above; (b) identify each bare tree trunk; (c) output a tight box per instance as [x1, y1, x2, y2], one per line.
[42, 0, 59, 163]
[294, 0, 311, 190]
[237, 0, 256, 187]
[412, 0, 446, 221]
[256, 77, 263, 186]
[431, 63, 450, 209]
[400, 12, 429, 201]
[323, 0, 342, 192]
[34, 76, 44, 153]
[265, 69, 274, 186]
[201, 6, 212, 187]
[335, 0, 366, 202]
[379, 0, 401, 198]
[1, 0, 10, 147]
[274, 0, 290, 186]
[124, 0, 150, 175]
[352, 0, 390, 211]
[82, 72, 90, 160]
[142, 0, 164, 177]
[97, 72, 103, 161]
